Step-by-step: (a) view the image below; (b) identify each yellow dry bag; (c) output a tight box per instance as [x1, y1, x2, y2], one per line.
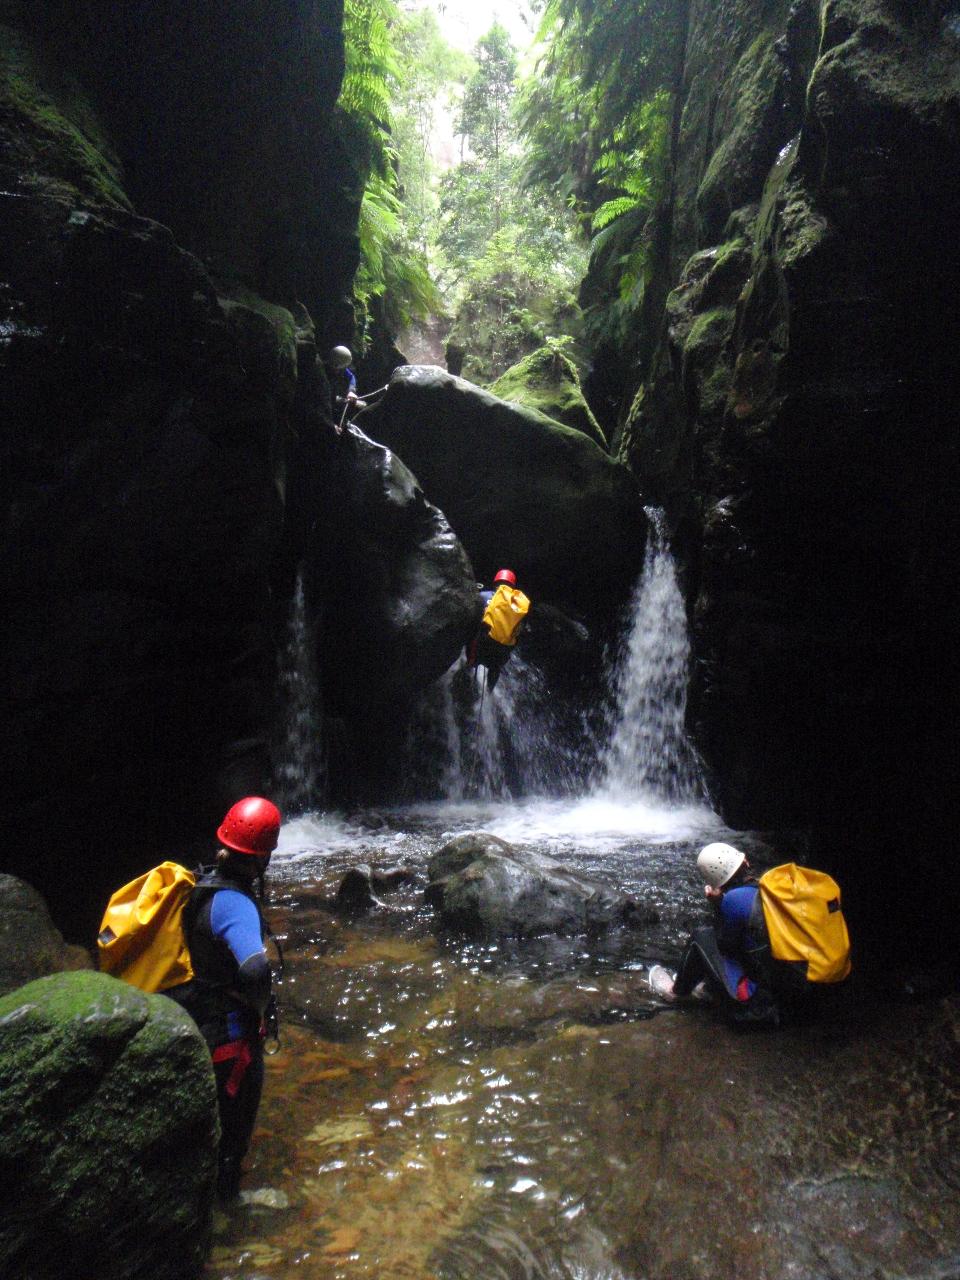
[758, 862, 851, 984]
[97, 861, 196, 993]
[482, 584, 530, 647]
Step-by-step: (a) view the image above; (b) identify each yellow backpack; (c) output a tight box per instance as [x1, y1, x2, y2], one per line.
[758, 863, 851, 984]
[97, 862, 196, 993]
[482, 584, 530, 646]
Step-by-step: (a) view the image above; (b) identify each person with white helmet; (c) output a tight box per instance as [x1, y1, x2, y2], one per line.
[649, 842, 781, 1027]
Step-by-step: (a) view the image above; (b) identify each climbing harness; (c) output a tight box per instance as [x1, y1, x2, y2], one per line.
[335, 383, 389, 435]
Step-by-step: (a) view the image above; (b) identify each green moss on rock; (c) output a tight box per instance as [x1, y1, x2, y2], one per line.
[696, 31, 789, 240]
[0, 19, 129, 207]
[0, 972, 217, 1280]
[491, 345, 607, 448]
[685, 306, 735, 357]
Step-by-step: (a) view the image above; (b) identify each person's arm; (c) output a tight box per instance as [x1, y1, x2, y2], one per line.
[210, 890, 272, 1018]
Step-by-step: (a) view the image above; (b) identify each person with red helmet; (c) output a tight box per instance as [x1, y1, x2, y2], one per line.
[169, 796, 282, 1198]
[466, 568, 531, 691]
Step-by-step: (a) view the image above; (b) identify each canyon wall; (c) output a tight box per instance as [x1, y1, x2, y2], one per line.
[619, 0, 960, 956]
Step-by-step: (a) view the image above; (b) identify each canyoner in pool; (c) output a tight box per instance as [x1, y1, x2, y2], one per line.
[651, 843, 852, 1027]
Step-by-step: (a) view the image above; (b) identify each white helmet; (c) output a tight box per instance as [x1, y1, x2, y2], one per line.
[328, 345, 352, 369]
[697, 842, 746, 890]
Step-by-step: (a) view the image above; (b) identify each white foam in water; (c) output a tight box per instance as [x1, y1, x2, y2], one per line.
[274, 811, 401, 860]
[484, 795, 717, 848]
[277, 796, 722, 862]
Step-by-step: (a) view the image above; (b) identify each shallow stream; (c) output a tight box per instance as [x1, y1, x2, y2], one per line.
[205, 801, 960, 1280]
[218, 516, 960, 1278]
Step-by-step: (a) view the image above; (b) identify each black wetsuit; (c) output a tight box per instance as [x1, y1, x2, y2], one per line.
[170, 871, 272, 1195]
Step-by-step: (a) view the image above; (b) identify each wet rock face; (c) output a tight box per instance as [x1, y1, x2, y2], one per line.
[0, 875, 92, 997]
[621, 0, 960, 951]
[0, 971, 218, 1280]
[16, 0, 356, 335]
[364, 366, 647, 615]
[308, 425, 480, 792]
[1, 184, 304, 923]
[426, 832, 648, 937]
[2, 1, 473, 924]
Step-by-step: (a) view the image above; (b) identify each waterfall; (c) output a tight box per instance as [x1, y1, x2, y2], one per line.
[401, 508, 702, 808]
[402, 653, 583, 802]
[596, 508, 704, 803]
[274, 569, 325, 814]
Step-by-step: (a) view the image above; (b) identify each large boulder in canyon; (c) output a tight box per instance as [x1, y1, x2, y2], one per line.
[310, 423, 481, 723]
[425, 831, 648, 937]
[363, 366, 646, 612]
[0, 971, 217, 1280]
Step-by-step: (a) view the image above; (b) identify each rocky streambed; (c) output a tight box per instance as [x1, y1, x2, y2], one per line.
[204, 809, 960, 1280]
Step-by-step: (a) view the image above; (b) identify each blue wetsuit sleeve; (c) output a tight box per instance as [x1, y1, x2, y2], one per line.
[345, 367, 357, 393]
[209, 889, 265, 967]
[717, 886, 758, 952]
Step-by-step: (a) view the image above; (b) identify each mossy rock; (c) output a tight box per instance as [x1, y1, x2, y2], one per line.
[696, 32, 789, 241]
[490, 346, 607, 448]
[364, 366, 645, 612]
[0, 971, 218, 1280]
[0, 17, 129, 207]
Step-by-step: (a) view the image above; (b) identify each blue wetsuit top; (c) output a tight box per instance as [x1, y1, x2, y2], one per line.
[209, 890, 268, 1039]
[717, 885, 759, 1000]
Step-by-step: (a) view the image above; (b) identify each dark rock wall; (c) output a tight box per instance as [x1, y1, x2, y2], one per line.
[48, 0, 358, 340]
[0, 0, 360, 932]
[621, 0, 960, 958]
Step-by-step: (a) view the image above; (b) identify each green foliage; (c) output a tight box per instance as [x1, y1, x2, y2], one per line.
[352, 169, 441, 341]
[338, 0, 400, 177]
[446, 226, 583, 385]
[337, 0, 441, 344]
[435, 21, 587, 381]
[517, 1, 686, 352]
[392, 8, 473, 251]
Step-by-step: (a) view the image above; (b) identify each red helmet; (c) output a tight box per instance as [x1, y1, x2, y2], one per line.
[217, 796, 282, 856]
[493, 568, 517, 586]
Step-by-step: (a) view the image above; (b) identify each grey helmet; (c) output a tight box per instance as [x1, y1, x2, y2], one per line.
[327, 345, 352, 369]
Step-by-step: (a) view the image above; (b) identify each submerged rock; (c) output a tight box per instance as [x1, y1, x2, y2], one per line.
[0, 971, 217, 1280]
[363, 366, 645, 612]
[334, 864, 416, 914]
[426, 832, 650, 937]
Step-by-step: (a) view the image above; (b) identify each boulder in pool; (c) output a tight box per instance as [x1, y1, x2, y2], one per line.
[426, 831, 651, 937]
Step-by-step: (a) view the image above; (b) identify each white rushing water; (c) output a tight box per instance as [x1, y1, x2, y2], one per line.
[276, 509, 720, 860]
[273, 570, 325, 813]
[595, 508, 705, 804]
